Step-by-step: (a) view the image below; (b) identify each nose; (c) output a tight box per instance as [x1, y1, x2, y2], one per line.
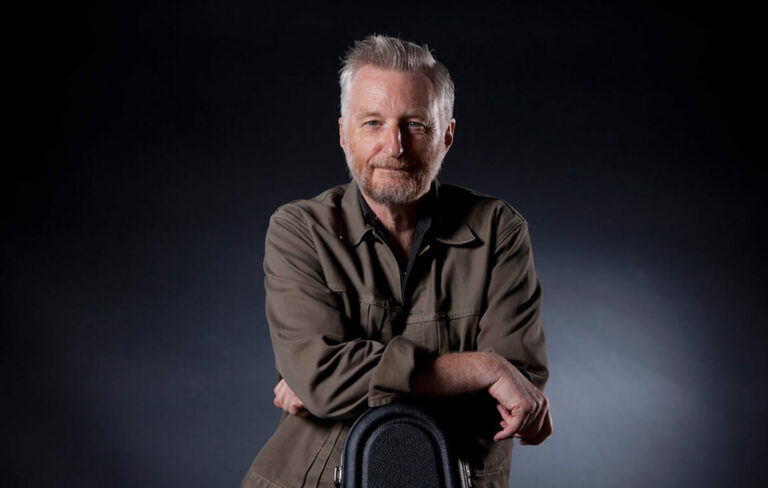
[383, 124, 404, 158]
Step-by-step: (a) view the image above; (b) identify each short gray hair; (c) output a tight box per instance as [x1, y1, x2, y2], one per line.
[339, 35, 455, 127]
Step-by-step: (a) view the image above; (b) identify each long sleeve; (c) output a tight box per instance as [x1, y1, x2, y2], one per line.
[475, 217, 549, 390]
[264, 207, 434, 419]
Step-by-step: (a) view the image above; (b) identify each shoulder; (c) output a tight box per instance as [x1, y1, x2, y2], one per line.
[438, 183, 528, 239]
[269, 184, 348, 230]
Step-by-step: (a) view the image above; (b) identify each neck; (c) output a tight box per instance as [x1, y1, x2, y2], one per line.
[360, 189, 430, 268]
[361, 192, 427, 234]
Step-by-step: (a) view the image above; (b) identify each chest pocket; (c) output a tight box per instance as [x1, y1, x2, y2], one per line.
[406, 310, 482, 354]
[357, 297, 437, 352]
[361, 297, 481, 354]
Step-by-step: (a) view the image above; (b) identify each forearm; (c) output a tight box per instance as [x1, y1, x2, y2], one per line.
[411, 352, 502, 396]
[265, 212, 434, 419]
[412, 351, 552, 444]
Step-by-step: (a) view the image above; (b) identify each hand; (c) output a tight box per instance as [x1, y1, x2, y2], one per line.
[273, 379, 310, 417]
[486, 355, 552, 444]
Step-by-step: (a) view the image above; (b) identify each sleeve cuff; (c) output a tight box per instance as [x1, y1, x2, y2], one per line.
[367, 335, 436, 407]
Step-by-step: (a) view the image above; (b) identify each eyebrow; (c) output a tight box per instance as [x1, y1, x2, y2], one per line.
[353, 111, 432, 121]
[354, 111, 383, 120]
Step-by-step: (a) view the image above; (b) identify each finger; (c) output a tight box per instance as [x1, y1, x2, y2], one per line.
[527, 396, 552, 444]
[515, 395, 541, 437]
[286, 389, 300, 403]
[494, 404, 520, 441]
[522, 409, 553, 446]
[531, 411, 554, 445]
[501, 421, 523, 438]
[529, 401, 550, 439]
[275, 387, 290, 409]
[497, 402, 530, 440]
[494, 405, 513, 441]
[289, 401, 310, 416]
[518, 410, 543, 445]
[291, 400, 302, 413]
[517, 400, 541, 439]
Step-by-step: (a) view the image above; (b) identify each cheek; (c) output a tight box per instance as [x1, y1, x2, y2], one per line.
[407, 132, 439, 150]
[350, 140, 382, 163]
[407, 139, 440, 161]
[352, 130, 387, 151]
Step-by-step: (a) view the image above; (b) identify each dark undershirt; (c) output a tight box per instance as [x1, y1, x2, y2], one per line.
[358, 187, 435, 306]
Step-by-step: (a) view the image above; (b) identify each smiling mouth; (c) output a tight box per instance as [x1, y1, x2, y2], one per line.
[373, 165, 409, 171]
[373, 167, 410, 178]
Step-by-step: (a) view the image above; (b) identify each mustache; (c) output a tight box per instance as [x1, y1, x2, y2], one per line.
[370, 158, 414, 170]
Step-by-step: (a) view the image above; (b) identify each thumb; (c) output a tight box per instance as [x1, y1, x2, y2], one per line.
[494, 404, 525, 441]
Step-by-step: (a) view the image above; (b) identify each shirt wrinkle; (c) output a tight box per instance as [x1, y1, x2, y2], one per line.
[242, 179, 548, 488]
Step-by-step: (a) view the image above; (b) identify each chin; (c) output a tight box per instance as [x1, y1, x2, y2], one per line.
[346, 153, 440, 206]
[367, 179, 427, 206]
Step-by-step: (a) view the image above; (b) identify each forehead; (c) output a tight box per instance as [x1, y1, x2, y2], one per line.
[348, 65, 436, 117]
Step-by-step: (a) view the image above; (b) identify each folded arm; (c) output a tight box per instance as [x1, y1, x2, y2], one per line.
[411, 351, 552, 444]
[274, 350, 552, 443]
[271, 209, 551, 443]
[264, 208, 434, 419]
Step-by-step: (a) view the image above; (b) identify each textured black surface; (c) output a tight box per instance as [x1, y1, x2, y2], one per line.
[343, 402, 464, 488]
[365, 424, 442, 487]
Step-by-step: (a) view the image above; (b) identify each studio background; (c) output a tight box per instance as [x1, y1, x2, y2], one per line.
[4, 1, 765, 486]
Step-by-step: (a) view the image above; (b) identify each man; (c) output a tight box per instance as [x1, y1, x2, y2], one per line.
[241, 35, 551, 488]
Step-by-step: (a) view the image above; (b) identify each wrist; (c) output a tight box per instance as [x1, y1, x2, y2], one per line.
[479, 352, 505, 388]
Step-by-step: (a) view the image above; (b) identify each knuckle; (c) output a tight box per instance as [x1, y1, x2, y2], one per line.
[523, 401, 535, 414]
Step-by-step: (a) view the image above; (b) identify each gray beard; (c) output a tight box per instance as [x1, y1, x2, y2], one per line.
[345, 155, 441, 206]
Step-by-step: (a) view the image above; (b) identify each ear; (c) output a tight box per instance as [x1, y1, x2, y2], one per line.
[338, 117, 345, 149]
[443, 118, 456, 151]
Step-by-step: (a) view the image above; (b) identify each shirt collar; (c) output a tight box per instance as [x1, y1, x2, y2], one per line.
[357, 182, 436, 229]
[339, 179, 477, 247]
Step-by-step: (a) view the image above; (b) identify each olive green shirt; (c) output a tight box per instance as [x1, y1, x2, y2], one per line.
[242, 180, 548, 488]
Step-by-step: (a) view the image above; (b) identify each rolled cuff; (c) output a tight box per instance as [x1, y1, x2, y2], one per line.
[368, 336, 436, 407]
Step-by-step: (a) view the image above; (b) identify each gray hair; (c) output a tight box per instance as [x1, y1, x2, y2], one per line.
[339, 35, 455, 128]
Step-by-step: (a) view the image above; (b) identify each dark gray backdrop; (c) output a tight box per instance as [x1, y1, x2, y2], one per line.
[4, 1, 766, 486]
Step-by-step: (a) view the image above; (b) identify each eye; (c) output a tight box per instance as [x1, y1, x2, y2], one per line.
[406, 121, 428, 132]
[365, 120, 381, 127]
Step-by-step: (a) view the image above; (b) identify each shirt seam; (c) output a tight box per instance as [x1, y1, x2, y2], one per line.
[326, 292, 484, 321]
[471, 465, 508, 478]
[368, 393, 398, 407]
[405, 309, 483, 323]
[245, 470, 287, 488]
[495, 220, 525, 251]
